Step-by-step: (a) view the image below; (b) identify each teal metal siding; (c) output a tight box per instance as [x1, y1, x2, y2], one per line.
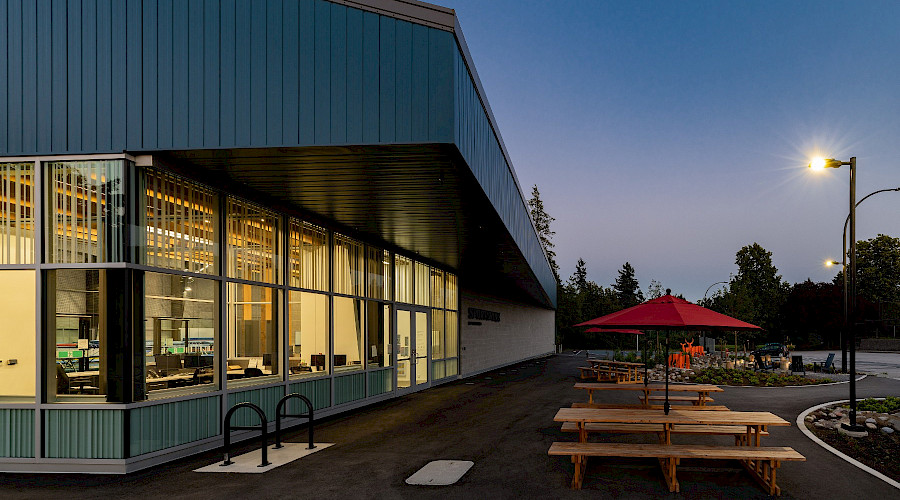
[334, 372, 366, 405]
[1, 0, 454, 156]
[44, 409, 125, 459]
[453, 48, 557, 304]
[367, 368, 393, 397]
[129, 396, 221, 457]
[288, 378, 331, 411]
[227, 385, 285, 427]
[0, 409, 34, 458]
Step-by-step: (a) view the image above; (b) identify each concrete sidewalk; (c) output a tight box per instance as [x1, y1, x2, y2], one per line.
[2, 354, 898, 499]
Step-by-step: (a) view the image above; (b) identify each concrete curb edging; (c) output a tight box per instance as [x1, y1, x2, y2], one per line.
[713, 374, 867, 389]
[797, 398, 900, 491]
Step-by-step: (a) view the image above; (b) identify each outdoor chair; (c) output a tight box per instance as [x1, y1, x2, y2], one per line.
[813, 353, 836, 373]
[790, 355, 805, 375]
[754, 355, 770, 372]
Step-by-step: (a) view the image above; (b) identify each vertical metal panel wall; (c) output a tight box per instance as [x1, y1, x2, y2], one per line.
[367, 368, 393, 397]
[129, 395, 221, 457]
[453, 48, 557, 304]
[44, 409, 125, 459]
[334, 372, 366, 405]
[0, 0, 454, 155]
[0, 409, 34, 458]
[226, 385, 285, 428]
[288, 378, 331, 411]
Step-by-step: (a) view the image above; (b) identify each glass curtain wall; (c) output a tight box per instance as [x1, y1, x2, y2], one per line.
[227, 198, 279, 284]
[144, 272, 218, 397]
[395, 255, 412, 304]
[445, 273, 459, 376]
[414, 262, 429, 307]
[289, 220, 328, 291]
[288, 290, 329, 377]
[0, 162, 35, 264]
[227, 283, 279, 385]
[46, 160, 126, 263]
[143, 168, 218, 274]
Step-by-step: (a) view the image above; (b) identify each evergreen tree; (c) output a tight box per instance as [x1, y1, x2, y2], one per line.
[613, 262, 644, 308]
[729, 243, 788, 336]
[527, 185, 559, 282]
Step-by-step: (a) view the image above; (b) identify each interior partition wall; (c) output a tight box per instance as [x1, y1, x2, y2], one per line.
[0, 155, 459, 470]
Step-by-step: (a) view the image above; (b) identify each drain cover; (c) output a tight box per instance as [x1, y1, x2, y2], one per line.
[405, 460, 474, 485]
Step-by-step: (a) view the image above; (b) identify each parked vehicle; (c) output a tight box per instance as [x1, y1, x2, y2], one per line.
[751, 343, 789, 358]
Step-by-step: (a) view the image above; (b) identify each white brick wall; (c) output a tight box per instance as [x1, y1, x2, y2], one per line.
[459, 289, 555, 376]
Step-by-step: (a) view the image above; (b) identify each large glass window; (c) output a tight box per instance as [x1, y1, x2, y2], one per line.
[414, 262, 429, 306]
[49, 269, 107, 399]
[333, 296, 363, 372]
[366, 247, 390, 300]
[144, 272, 218, 397]
[0, 270, 36, 401]
[288, 290, 329, 377]
[446, 273, 458, 310]
[367, 302, 391, 368]
[431, 269, 444, 309]
[289, 219, 328, 291]
[227, 283, 279, 386]
[0, 162, 35, 264]
[227, 197, 279, 284]
[46, 160, 126, 263]
[395, 255, 412, 303]
[333, 234, 363, 296]
[431, 309, 444, 361]
[446, 311, 458, 360]
[143, 168, 218, 274]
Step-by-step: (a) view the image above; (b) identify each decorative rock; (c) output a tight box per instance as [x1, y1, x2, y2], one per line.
[805, 415, 816, 422]
[828, 412, 838, 419]
[814, 421, 825, 429]
[865, 422, 877, 430]
[865, 418, 877, 424]
[838, 425, 869, 438]
[882, 427, 895, 434]
[834, 410, 844, 418]
[856, 415, 867, 424]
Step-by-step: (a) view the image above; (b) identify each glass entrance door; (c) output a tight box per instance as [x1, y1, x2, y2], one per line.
[396, 308, 429, 393]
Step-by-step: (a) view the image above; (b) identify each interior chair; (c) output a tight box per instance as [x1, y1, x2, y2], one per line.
[244, 367, 264, 378]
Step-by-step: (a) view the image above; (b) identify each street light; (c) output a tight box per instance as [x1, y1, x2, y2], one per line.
[808, 156, 864, 433]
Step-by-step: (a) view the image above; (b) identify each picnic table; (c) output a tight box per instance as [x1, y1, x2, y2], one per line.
[550, 407, 802, 494]
[574, 382, 722, 407]
[581, 359, 645, 384]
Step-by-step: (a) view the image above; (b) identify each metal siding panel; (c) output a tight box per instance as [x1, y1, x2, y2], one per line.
[288, 378, 331, 411]
[126, 0, 142, 149]
[266, 0, 283, 145]
[227, 385, 284, 427]
[361, 11, 379, 143]
[157, 0, 173, 149]
[250, 0, 266, 145]
[188, 0, 204, 147]
[367, 368, 392, 396]
[282, 0, 299, 145]
[329, 2, 346, 143]
[50, 0, 67, 151]
[0, 0, 7, 152]
[95, 0, 112, 151]
[313, 0, 330, 144]
[203, 0, 220, 147]
[129, 396, 220, 457]
[66, 0, 82, 151]
[36, 0, 52, 152]
[428, 29, 452, 142]
[45, 409, 124, 459]
[298, 0, 315, 145]
[0, 409, 35, 458]
[81, 0, 97, 151]
[344, 7, 362, 144]
[171, 0, 189, 148]
[378, 16, 395, 143]
[334, 372, 365, 405]
[110, 0, 127, 150]
[219, 0, 236, 147]
[394, 19, 412, 143]
[21, 0, 37, 152]
[410, 24, 428, 143]
[141, 0, 157, 150]
[7, 0, 24, 153]
[233, 0, 251, 145]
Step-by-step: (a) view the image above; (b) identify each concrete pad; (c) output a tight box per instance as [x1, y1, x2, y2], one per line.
[194, 443, 333, 473]
[405, 460, 474, 486]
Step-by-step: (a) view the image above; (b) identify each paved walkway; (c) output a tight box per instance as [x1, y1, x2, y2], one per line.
[794, 350, 900, 379]
[2, 354, 899, 499]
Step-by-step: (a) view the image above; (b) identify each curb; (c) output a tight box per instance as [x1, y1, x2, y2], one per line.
[797, 399, 900, 491]
[711, 374, 867, 389]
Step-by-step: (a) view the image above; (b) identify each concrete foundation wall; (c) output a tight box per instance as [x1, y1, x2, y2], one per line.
[459, 290, 555, 376]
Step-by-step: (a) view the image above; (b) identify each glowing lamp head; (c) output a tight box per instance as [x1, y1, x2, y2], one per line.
[825, 260, 839, 267]
[809, 157, 827, 171]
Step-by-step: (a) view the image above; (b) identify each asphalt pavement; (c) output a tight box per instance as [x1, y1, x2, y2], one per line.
[1, 354, 898, 499]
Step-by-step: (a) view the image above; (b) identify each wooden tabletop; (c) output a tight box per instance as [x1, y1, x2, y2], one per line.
[574, 383, 723, 393]
[554, 407, 789, 427]
[588, 359, 644, 367]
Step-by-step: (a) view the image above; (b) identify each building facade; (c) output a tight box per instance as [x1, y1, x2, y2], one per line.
[0, 0, 556, 473]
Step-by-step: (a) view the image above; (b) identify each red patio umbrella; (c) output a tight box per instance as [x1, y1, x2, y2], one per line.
[575, 291, 761, 413]
[583, 327, 644, 353]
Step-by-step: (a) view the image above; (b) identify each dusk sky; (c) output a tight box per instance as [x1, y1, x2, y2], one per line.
[444, 0, 900, 302]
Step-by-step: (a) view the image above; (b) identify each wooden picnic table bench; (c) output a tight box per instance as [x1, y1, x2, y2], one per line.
[560, 422, 767, 445]
[574, 382, 722, 406]
[584, 359, 645, 384]
[551, 407, 799, 494]
[572, 402, 729, 411]
[640, 395, 714, 406]
[548, 442, 804, 494]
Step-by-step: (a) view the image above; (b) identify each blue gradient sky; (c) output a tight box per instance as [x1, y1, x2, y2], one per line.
[443, 0, 900, 302]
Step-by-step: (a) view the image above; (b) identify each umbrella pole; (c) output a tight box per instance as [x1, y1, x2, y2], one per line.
[664, 330, 670, 415]
[643, 332, 648, 386]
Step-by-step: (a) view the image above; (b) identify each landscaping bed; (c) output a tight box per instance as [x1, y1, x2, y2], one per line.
[692, 367, 833, 386]
[804, 398, 900, 482]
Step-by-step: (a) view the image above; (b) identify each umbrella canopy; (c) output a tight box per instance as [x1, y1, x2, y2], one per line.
[574, 292, 761, 414]
[575, 294, 761, 331]
[583, 327, 645, 335]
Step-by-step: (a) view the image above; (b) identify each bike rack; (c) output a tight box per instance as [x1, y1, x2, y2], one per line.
[274, 393, 316, 450]
[221, 402, 271, 467]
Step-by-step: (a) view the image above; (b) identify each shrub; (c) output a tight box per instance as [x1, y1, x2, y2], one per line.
[693, 367, 831, 387]
[854, 397, 900, 413]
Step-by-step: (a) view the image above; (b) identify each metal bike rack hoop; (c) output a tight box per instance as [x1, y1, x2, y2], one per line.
[274, 393, 316, 450]
[221, 402, 271, 467]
